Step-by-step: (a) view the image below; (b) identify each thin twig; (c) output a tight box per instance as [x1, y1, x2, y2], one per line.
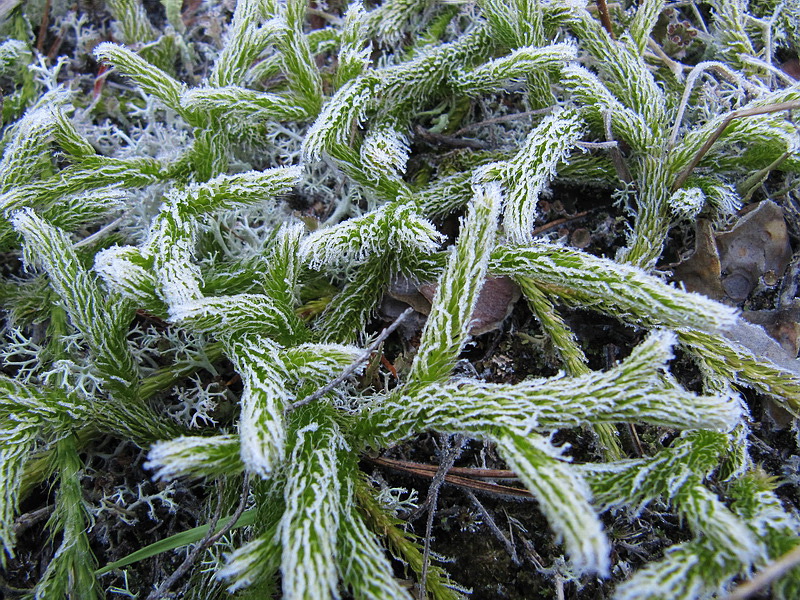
[371, 456, 517, 480]
[46, 27, 65, 61]
[627, 423, 645, 457]
[555, 573, 566, 600]
[408, 436, 468, 523]
[646, 38, 685, 80]
[414, 435, 467, 600]
[466, 490, 520, 565]
[36, 0, 51, 53]
[290, 308, 414, 410]
[14, 506, 54, 537]
[419, 492, 438, 600]
[721, 543, 800, 600]
[531, 210, 593, 238]
[520, 537, 546, 570]
[596, 0, 615, 39]
[147, 474, 251, 600]
[421, 470, 532, 499]
[671, 99, 800, 192]
[74, 215, 125, 248]
[199, 475, 251, 546]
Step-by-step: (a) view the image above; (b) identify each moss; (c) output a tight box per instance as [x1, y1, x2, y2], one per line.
[2, 1, 800, 598]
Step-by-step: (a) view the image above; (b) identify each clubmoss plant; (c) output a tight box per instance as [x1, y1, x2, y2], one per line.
[2, 1, 800, 598]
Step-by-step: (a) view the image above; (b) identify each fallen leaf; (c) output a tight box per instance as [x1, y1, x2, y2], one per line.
[673, 200, 792, 304]
[717, 200, 792, 302]
[384, 275, 521, 337]
[672, 218, 725, 300]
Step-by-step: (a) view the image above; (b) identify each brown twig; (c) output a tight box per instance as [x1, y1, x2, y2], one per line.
[147, 473, 251, 600]
[627, 423, 645, 457]
[14, 506, 54, 537]
[454, 108, 553, 135]
[371, 456, 517, 479]
[290, 307, 414, 410]
[36, 0, 51, 53]
[46, 30, 65, 61]
[721, 543, 800, 600]
[671, 100, 800, 192]
[530, 210, 592, 238]
[437, 473, 534, 499]
[369, 456, 533, 499]
[596, 0, 615, 39]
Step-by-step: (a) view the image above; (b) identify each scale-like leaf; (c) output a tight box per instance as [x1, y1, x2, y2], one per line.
[500, 431, 609, 575]
[225, 335, 290, 478]
[493, 243, 738, 333]
[407, 182, 501, 387]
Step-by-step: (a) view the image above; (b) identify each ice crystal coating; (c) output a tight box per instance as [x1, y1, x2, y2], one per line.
[3, 1, 800, 598]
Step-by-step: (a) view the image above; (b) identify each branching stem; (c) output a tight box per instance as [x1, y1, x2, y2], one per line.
[454, 108, 553, 135]
[146, 473, 251, 600]
[290, 307, 414, 410]
[671, 100, 800, 192]
[413, 434, 466, 600]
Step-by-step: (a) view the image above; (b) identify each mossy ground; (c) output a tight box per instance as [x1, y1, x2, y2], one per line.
[3, 1, 800, 598]
[6, 194, 798, 599]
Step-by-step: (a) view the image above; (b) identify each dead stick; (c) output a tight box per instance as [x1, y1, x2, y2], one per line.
[369, 457, 533, 499]
[454, 108, 553, 135]
[531, 210, 592, 238]
[596, 0, 615, 39]
[721, 544, 800, 600]
[415, 435, 466, 600]
[36, 0, 51, 53]
[442, 473, 533, 499]
[409, 435, 467, 523]
[414, 125, 490, 150]
[371, 456, 517, 479]
[147, 474, 251, 600]
[290, 307, 414, 410]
